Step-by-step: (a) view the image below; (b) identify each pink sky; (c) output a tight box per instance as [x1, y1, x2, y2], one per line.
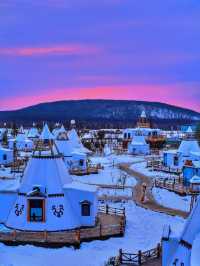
[1, 85, 199, 112]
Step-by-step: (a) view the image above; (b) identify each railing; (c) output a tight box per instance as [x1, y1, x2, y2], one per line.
[106, 244, 161, 266]
[99, 205, 125, 217]
[154, 179, 189, 195]
[0, 206, 126, 247]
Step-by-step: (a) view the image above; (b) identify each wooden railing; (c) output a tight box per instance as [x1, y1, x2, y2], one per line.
[0, 206, 126, 247]
[99, 205, 126, 217]
[106, 243, 161, 265]
[154, 178, 189, 195]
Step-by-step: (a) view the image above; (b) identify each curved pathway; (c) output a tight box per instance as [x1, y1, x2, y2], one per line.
[118, 163, 189, 219]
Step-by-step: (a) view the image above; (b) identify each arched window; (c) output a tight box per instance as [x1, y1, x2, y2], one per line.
[3, 154, 7, 161]
[80, 201, 91, 216]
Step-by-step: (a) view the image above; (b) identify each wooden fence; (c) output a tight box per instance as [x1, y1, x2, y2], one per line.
[154, 179, 189, 196]
[106, 243, 161, 265]
[147, 161, 181, 175]
[0, 205, 126, 247]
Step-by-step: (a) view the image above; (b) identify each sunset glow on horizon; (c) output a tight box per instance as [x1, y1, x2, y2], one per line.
[0, 1, 200, 112]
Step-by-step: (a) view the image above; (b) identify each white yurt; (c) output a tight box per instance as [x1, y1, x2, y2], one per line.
[128, 136, 150, 155]
[162, 196, 200, 266]
[0, 124, 98, 231]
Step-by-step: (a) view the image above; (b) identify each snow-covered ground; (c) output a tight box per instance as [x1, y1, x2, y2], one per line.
[130, 161, 178, 180]
[72, 154, 142, 187]
[0, 201, 185, 266]
[98, 187, 133, 198]
[0, 154, 186, 266]
[152, 187, 190, 212]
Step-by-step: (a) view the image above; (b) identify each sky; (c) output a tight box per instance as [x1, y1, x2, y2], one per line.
[0, 0, 200, 111]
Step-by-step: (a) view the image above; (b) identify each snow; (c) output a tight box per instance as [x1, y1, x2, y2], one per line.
[0, 201, 185, 266]
[72, 154, 142, 187]
[191, 232, 200, 266]
[152, 187, 190, 212]
[130, 161, 176, 180]
[98, 188, 133, 198]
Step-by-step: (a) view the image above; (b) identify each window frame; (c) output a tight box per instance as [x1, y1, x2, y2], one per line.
[27, 198, 45, 223]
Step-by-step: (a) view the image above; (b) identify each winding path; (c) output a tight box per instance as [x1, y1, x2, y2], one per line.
[118, 163, 189, 219]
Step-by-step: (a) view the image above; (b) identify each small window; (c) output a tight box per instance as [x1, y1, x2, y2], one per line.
[81, 201, 91, 216]
[3, 154, 7, 161]
[174, 156, 179, 166]
[79, 159, 84, 166]
[28, 199, 45, 222]
[124, 133, 127, 139]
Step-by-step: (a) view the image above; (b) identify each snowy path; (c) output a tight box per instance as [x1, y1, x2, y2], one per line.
[119, 163, 189, 218]
[0, 201, 184, 266]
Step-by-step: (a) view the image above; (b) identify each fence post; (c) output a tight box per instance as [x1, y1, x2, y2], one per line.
[13, 230, 17, 241]
[138, 250, 142, 265]
[123, 207, 125, 217]
[119, 249, 122, 264]
[44, 230, 47, 242]
[99, 223, 102, 238]
[157, 243, 161, 258]
[106, 204, 109, 214]
[75, 229, 81, 248]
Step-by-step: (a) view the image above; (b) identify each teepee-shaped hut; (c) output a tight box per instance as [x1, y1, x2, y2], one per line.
[162, 196, 200, 265]
[2, 124, 98, 231]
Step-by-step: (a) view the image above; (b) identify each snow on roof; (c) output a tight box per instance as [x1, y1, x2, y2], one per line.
[186, 126, 193, 133]
[40, 124, 55, 140]
[163, 149, 177, 154]
[169, 195, 200, 264]
[27, 127, 39, 138]
[55, 140, 74, 156]
[53, 125, 67, 138]
[64, 181, 97, 192]
[68, 129, 92, 154]
[131, 136, 147, 145]
[190, 176, 200, 184]
[191, 232, 200, 266]
[190, 151, 200, 157]
[193, 161, 200, 168]
[0, 177, 20, 192]
[178, 140, 200, 156]
[141, 110, 147, 118]
[20, 157, 72, 194]
[0, 146, 12, 153]
[0, 167, 14, 179]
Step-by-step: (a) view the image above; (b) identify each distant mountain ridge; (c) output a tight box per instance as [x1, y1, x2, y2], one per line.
[0, 99, 199, 128]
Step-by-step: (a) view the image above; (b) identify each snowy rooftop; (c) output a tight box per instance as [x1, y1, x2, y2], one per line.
[40, 124, 55, 140]
[178, 140, 200, 155]
[64, 181, 97, 192]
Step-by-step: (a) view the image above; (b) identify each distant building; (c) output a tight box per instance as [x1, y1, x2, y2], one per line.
[128, 136, 150, 155]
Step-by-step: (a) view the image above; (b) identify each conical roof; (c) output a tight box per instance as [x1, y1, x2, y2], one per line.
[27, 127, 39, 138]
[20, 156, 72, 194]
[178, 140, 200, 156]
[141, 111, 147, 118]
[187, 126, 193, 133]
[40, 124, 55, 140]
[169, 196, 200, 265]
[68, 128, 91, 154]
